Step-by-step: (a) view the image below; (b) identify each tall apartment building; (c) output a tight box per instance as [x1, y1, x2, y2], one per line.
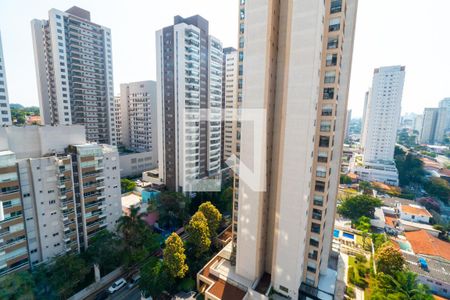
[345, 109, 352, 140]
[114, 95, 122, 144]
[0, 31, 12, 125]
[0, 126, 121, 275]
[198, 1, 358, 299]
[438, 97, 450, 136]
[156, 15, 223, 192]
[362, 66, 405, 163]
[221, 47, 238, 165]
[31, 6, 116, 145]
[118, 80, 158, 153]
[420, 106, 448, 144]
[360, 89, 371, 147]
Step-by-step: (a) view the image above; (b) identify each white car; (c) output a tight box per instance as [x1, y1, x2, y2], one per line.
[108, 278, 127, 293]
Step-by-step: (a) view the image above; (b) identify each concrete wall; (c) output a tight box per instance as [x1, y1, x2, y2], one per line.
[119, 151, 157, 178]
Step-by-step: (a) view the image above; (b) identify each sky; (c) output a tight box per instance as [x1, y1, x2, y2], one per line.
[0, 0, 449, 117]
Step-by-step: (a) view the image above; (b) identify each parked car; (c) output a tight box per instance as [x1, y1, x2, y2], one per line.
[128, 273, 141, 288]
[108, 278, 127, 293]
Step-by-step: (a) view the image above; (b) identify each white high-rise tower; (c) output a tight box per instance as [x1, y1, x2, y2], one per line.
[0, 31, 12, 126]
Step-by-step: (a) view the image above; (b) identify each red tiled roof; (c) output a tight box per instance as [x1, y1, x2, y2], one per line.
[401, 205, 432, 217]
[384, 216, 397, 227]
[404, 230, 450, 261]
[433, 295, 447, 300]
[209, 279, 246, 300]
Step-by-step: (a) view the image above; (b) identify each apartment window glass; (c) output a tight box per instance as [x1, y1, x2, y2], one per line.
[329, 18, 341, 32]
[330, 0, 342, 13]
[320, 120, 332, 132]
[319, 136, 330, 148]
[326, 53, 338, 66]
[324, 71, 336, 83]
[327, 37, 338, 49]
[323, 88, 334, 99]
[313, 195, 324, 206]
[311, 222, 321, 234]
[314, 181, 325, 192]
[316, 166, 327, 178]
[321, 104, 333, 116]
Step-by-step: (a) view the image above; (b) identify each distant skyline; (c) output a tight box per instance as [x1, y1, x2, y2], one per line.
[1, 0, 450, 117]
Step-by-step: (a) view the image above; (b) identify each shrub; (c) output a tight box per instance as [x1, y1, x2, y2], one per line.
[348, 266, 355, 284]
[346, 286, 355, 298]
[355, 253, 367, 264]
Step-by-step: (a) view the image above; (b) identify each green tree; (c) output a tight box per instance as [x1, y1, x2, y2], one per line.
[372, 233, 388, 251]
[48, 254, 90, 298]
[337, 195, 382, 221]
[139, 257, 173, 299]
[163, 233, 188, 279]
[0, 271, 35, 300]
[83, 230, 122, 274]
[340, 174, 352, 184]
[198, 201, 222, 237]
[186, 211, 211, 257]
[372, 271, 433, 300]
[120, 178, 136, 193]
[395, 150, 426, 187]
[358, 181, 372, 194]
[117, 206, 160, 267]
[424, 177, 450, 204]
[375, 244, 405, 276]
[157, 192, 190, 228]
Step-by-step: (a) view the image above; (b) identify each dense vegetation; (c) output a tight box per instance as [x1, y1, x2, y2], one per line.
[337, 194, 382, 222]
[10, 103, 40, 125]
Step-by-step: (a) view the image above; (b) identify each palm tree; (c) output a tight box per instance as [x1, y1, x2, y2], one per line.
[372, 271, 433, 300]
[117, 205, 147, 246]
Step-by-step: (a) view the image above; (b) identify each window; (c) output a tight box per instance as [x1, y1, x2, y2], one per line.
[315, 181, 325, 192]
[323, 88, 334, 99]
[319, 136, 330, 148]
[326, 53, 338, 66]
[330, 0, 342, 13]
[324, 71, 336, 83]
[317, 151, 328, 163]
[329, 18, 340, 32]
[321, 104, 333, 116]
[311, 223, 321, 234]
[320, 121, 332, 132]
[279, 285, 289, 293]
[313, 195, 324, 206]
[312, 209, 322, 220]
[327, 37, 338, 49]
[316, 166, 327, 178]
[310, 238, 319, 247]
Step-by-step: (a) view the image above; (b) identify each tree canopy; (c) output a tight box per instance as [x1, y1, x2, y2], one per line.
[157, 192, 190, 229]
[198, 201, 222, 237]
[375, 244, 405, 276]
[0, 271, 35, 300]
[395, 149, 426, 187]
[163, 233, 188, 279]
[120, 178, 136, 193]
[424, 177, 450, 204]
[139, 257, 173, 299]
[337, 195, 382, 221]
[371, 271, 433, 300]
[186, 211, 211, 257]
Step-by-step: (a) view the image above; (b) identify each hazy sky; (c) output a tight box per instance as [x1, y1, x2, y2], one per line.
[1, 0, 449, 117]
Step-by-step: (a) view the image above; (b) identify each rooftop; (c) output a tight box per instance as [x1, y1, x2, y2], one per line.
[382, 197, 416, 207]
[404, 230, 450, 261]
[400, 204, 432, 217]
[403, 252, 450, 286]
[121, 192, 141, 208]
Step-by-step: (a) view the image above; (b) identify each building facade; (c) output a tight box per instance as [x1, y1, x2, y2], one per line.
[31, 6, 116, 145]
[156, 15, 223, 192]
[221, 47, 238, 165]
[114, 95, 122, 144]
[198, 1, 358, 299]
[362, 66, 405, 163]
[0, 126, 121, 274]
[0, 31, 12, 126]
[420, 106, 448, 144]
[118, 80, 158, 153]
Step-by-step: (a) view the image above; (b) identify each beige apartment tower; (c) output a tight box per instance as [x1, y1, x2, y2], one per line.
[198, 0, 358, 299]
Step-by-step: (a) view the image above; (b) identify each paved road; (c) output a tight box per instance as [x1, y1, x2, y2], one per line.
[110, 285, 141, 300]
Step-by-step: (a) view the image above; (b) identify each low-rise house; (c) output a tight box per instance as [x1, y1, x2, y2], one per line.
[403, 251, 450, 298]
[399, 204, 432, 224]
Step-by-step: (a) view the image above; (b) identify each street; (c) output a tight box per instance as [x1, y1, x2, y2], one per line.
[110, 285, 141, 300]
